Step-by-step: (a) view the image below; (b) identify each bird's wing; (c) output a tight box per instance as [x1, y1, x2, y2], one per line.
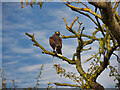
[56, 37, 62, 54]
[56, 46, 62, 55]
[49, 37, 55, 50]
[60, 37, 62, 48]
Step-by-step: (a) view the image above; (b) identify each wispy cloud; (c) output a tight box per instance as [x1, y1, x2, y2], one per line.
[18, 64, 42, 72]
[4, 60, 18, 66]
[12, 47, 34, 54]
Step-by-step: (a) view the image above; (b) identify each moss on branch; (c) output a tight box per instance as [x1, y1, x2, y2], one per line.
[92, 45, 118, 81]
[54, 82, 81, 87]
[66, 3, 101, 19]
[63, 17, 79, 37]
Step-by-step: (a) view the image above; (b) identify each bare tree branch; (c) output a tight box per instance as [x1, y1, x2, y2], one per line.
[61, 34, 99, 40]
[66, 3, 101, 19]
[95, 16, 105, 37]
[79, 2, 88, 8]
[25, 33, 76, 65]
[115, 11, 120, 22]
[61, 35, 76, 39]
[75, 9, 98, 26]
[63, 17, 78, 37]
[70, 16, 79, 28]
[93, 45, 118, 81]
[84, 50, 102, 63]
[54, 82, 81, 87]
[75, 39, 88, 81]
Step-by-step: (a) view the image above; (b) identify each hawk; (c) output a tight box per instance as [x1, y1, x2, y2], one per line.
[49, 31, 62, 55]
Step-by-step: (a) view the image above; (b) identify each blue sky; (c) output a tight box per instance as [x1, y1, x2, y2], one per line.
[1, 2, 119, 88]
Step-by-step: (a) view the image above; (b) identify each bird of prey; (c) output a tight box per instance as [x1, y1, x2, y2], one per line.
[49, 31, 62, 55]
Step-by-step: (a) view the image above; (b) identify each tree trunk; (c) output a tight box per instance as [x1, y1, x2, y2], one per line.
[89, 2, 120, 45]
[90, 82, 104, 90]
[101, 6, 120, 45]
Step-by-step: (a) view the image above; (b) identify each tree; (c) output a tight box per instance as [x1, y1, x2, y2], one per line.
[22, 0, 120, 89]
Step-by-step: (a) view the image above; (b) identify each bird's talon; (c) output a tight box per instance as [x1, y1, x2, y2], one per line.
[57, 54, 62, 57]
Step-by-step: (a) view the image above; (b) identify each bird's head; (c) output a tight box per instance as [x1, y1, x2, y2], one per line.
[55, 31, 60, 35]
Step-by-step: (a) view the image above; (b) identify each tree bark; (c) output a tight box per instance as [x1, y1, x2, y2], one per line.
[101, 5, 120, 46]
[90, 82, 104, 90]
[89, 2, 120, 46]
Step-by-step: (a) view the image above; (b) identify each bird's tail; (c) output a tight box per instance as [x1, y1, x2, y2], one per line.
[56, 46, 62, 55]
[52, 50, 56, 58]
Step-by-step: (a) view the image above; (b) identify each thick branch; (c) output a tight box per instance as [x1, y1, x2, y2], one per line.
[90, 82, 104, 90]
[61, 35, 76, 39]
[54, 82, 81, 87]
[25, 33, 76, 64]
[61, 34, 99, 40]
[75, 40, 88, 81]
[102, 6, 120, 45]
[76, 59, 87, 81]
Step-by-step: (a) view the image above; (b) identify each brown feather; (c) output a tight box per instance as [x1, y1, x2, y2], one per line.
[49, 37, 55, 51]
[49, 32, 62, 55]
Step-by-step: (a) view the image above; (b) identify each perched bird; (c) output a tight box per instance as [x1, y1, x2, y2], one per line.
[49, 31, 62, 55]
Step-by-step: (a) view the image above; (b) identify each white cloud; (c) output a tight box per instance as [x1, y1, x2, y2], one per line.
[4, 50, 118, 88]
[62, 44, 76, 58]
[18, 64, 42, 72]
[30, 30, 49, 47]
[47, 7, 74, 20]
[2, 35, 18, 49]
[12, 47, 34, 54]
[97, 68, 117, 88]
[4, 60, 18, 66]
[8, 60, 76, 87]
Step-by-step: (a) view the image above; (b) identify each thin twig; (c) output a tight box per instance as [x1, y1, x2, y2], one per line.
[66, 3, 101, 19]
